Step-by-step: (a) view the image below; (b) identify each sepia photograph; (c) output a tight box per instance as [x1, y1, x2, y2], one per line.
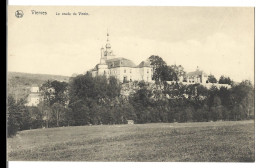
[7, 5, 255, 163]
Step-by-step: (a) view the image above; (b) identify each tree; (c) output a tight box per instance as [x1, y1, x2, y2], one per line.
[231, 104, 243, 120]
[130, 81, 153, 107]
[40, 80, 69, 127]
[208, 74, 217, 83]
[28, 106, 43, 129]
[148, 55, 186, 82]
[7, 95, 32, 136]
[40, 80, 68, 106]
[69, 74, 120, 103]
[231, 80, 254, 120]
[69, 99, 91, 126]
[129, 81, 153, 123]
[219, 75, 232, 85]
[221, 106, 230, 121]
[170, 65, 186, 82]
[7, 96, 20, 137]
[207, 86, 219, 108]
[107, 76, 121, 98]
[193, 105, 209, 122]
[185, 84, 208, 113]
[180, 106, 194, 122]
[68, 73, 122, 125]
[148, 55, 167, 72]
[210, 96, 222, 121]
[40, 80, 54, 106]
[19, 104, 31, 130]
[50, 80, 69, 106]
[40, 81, 53, 128]
[64, 107, 73, 126]
[148, 55, 167, 81]
[121, 101, 136, 121]
[51, 103, 66, 127]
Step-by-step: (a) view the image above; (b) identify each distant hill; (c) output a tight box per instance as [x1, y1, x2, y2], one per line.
[7, 72, 71, 101]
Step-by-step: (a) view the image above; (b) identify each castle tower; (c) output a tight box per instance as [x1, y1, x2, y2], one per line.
[196, 66, 199, 71]
[100, 46, 106, 64]
[98, 47, 108, 75]
[97, 31, 116, 76]
[104, 30, 115, 60]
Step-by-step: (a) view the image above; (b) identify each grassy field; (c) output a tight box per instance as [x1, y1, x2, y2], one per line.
[7, 120, 254, 162]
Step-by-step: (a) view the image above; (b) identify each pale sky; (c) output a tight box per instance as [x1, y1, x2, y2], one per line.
[8, 6, 254, 82]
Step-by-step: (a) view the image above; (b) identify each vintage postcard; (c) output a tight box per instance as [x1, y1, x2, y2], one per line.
[7, 6, 254, 163]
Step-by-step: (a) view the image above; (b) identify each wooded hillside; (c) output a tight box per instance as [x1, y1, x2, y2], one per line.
[7, 72, 70, 101]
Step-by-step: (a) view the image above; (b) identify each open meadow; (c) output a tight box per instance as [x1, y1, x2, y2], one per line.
[7, 120, 254, 162]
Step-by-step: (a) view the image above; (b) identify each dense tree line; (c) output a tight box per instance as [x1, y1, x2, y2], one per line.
[129, 80, 254, 123]
[7, 80, 69, 137]
[67, 74, 136, 125]
[7, 96, 43, 137]
[7, 56, 254, 137]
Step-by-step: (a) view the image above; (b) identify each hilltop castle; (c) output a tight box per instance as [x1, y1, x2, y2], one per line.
[25, 33, 230, 107]
[89, 32, 153, 83]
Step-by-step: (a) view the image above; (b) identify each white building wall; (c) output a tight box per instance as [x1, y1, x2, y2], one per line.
[29, 97, 40, 106]
[91, 71, 97, 77]
[26, 94, 42, 106]
[120, 67, 138, 82]
[31, 87, 39, 93]
[91, 65, 153, 83]
[143, 67, 152, 82]
[180, 82, 231, 89]
[201, 74, 207, 83]
[97, 64, 109, 76]
[108, 67, 122, 81]
[137, 67, 153, 82]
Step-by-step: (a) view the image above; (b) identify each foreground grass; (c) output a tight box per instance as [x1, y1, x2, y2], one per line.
[7, 120, 254, 162]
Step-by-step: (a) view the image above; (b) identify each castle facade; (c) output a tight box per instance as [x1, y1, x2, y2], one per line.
[89, 33, 153, 83]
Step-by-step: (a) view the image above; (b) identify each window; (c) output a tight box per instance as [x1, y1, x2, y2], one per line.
[130, 69, 132, 73]
[124, 69, 126, 73]
[147, 69, 149, 73]
[123, 76, 127, 83]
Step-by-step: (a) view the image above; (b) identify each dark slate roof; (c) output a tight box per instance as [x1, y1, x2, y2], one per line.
[92, 64, 98, 71]
[106, 57, 136, 68]
[136, 60, 151, 68]
[91, 57, 151, 70]
[187, 70, 207, 77]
